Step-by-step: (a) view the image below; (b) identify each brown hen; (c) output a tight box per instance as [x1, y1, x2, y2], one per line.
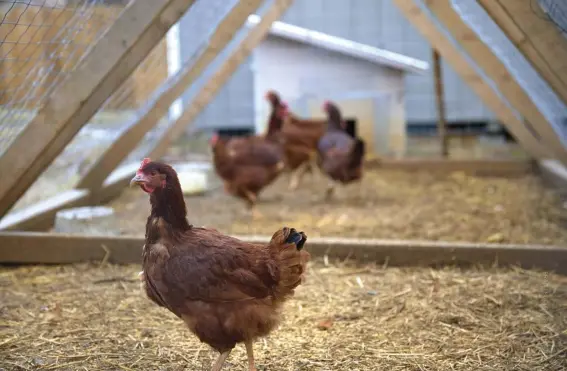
[131, 158, 310, 371]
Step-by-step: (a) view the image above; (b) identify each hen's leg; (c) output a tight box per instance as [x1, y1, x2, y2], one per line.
[243, 191, 262, 220]
[324, 182, 335, 200]
[211, 350, 231, 371]
[245, 341, 257, 371]
[288, 161, 309, 190]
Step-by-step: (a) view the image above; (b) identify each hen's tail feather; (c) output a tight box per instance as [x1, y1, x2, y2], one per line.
[269, 228, 310, 301]
[348, 138, 365, 168]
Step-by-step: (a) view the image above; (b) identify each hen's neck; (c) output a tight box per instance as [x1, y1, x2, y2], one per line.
[146, 185, 191, 244]
[327, 112, 342, 131]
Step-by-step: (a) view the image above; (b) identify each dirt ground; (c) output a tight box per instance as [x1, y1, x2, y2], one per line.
[108, 166, 567, 245]
[1, 260, 566, 371]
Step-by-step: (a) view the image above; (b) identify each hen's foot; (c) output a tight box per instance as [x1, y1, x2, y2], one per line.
[211, 350, 231, 371]
[245, 341, 257, 371]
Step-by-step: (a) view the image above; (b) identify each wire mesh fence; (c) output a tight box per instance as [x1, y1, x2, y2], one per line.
[8, 0, 240, 212]
[451, 0, 567, 143]
[0, 0, 131, 155]
[538, 0, 567, 36]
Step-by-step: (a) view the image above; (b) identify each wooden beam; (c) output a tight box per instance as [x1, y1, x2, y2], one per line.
[0, 0, 198, 219]
[370, 158, 534, 177]
[1, 232, 565, 274]
[432, 49, 449, 157]
[422, 0, 567, 164]
[148, 0, 295, 159]
[0, 164, 137, 232]
[390, 0, 549, 160]
[77, 0, 265, 190]
[477, 0, 567, 107]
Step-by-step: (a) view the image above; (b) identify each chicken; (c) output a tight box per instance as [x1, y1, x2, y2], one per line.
[210, 133, 285, 219]
[224, 91, 288, 155]
[268, 90, 327, 190]
[130, 158, 310, 371]
[317, 101, 366, 199]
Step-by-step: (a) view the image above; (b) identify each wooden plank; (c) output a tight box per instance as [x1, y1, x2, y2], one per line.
[422, 0, 567, 165]
[0, 0, 198, 219]
[0, 164, 137, 232]
[148, 0, 295, 159]
[390, 0, 549, 160]
[77, 0, 265, 190]
[0, 232, 565, 274]
[432, 49, 449, 157]
[371, 158, 534, 177]
[477, 0, 567, 107]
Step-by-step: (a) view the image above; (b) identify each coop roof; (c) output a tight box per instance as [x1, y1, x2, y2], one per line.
[246, 15, 429, 74]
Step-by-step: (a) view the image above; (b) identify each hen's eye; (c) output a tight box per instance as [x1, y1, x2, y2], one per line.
[151, 171, 157, 176]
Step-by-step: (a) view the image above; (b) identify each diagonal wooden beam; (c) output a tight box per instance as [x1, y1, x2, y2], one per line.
[477, 0, 567, 107]
[391, 0, 550, 159]
[148, 0, 295, 159]
[76, 0, 266, 190]
[0, 0, 198, 219]
[422, 0, 567, 165]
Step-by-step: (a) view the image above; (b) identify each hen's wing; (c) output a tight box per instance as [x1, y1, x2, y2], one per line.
[159, 229, 277, 304]
[226, 137, 282, 167]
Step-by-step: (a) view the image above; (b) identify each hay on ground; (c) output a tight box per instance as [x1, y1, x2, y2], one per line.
[1, 259, 566, 370]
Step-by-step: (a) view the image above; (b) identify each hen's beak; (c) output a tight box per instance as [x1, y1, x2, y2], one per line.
[130, 173, 147, 187]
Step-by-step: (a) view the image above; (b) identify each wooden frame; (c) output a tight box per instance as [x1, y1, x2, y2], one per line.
[77, 0, 266, 190]
[390, 0, 550, 160]
[0, 164, 137, 231]
[147, 0, 295, 159]
[477, 0, 567, 107]
[1, 232, 565, 275]
[422, 0, 567, 165]
[0, 0, 198, 219]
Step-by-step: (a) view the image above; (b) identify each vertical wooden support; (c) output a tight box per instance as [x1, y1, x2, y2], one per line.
[432, 49, 449, 157]
[423, 0, 567, 165]
[77, 0, 265, 190]
[148, 0, 295, 159]
[391, 0, 549, 160]
[0, 0, 198, 219]
[477, 0, 567, 107]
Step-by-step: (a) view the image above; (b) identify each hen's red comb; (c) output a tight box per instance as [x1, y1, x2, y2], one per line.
[322, 100, 331, 110]
[265, 90, 274, 99]
[138, 158, 151, 170]
[210, 133, 219, 145]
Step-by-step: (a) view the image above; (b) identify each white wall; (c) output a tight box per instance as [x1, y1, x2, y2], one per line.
[252, 36, 405, 134]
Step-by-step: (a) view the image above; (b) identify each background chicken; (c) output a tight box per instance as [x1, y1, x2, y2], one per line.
[210, 133, 285, 218]
[130, 158, 310, 371]
[224, 91, 288, 156]
[317, 101, 366, 199]
[268, 90, 327, 190]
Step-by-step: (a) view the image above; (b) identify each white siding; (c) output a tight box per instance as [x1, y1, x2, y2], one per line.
[252, 36, 405, 134]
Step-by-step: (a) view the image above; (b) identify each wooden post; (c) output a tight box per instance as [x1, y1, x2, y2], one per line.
[390, 0, 549, 160]
[0, 0, 198, 219]
[432, 49, 449, 157]
[76, 0, 265, 190]
[422, 0, 567, 165]
[148, 0, 295, 159]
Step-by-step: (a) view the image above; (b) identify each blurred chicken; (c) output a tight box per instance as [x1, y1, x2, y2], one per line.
[131, 158, 309, 371]
[317, 101, 365, 199]
[267, 90, 327, 190]
[210, 133, 285, 219]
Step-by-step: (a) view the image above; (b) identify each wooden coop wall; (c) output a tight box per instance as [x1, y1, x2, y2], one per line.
[0, 4, 168, 109]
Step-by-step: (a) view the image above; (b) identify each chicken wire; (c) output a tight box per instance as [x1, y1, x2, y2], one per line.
[0, 0, 131, 155]
[451, 0, 567, 144]
[538, 0, 567, 36]
[9, 0, 242, 212]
